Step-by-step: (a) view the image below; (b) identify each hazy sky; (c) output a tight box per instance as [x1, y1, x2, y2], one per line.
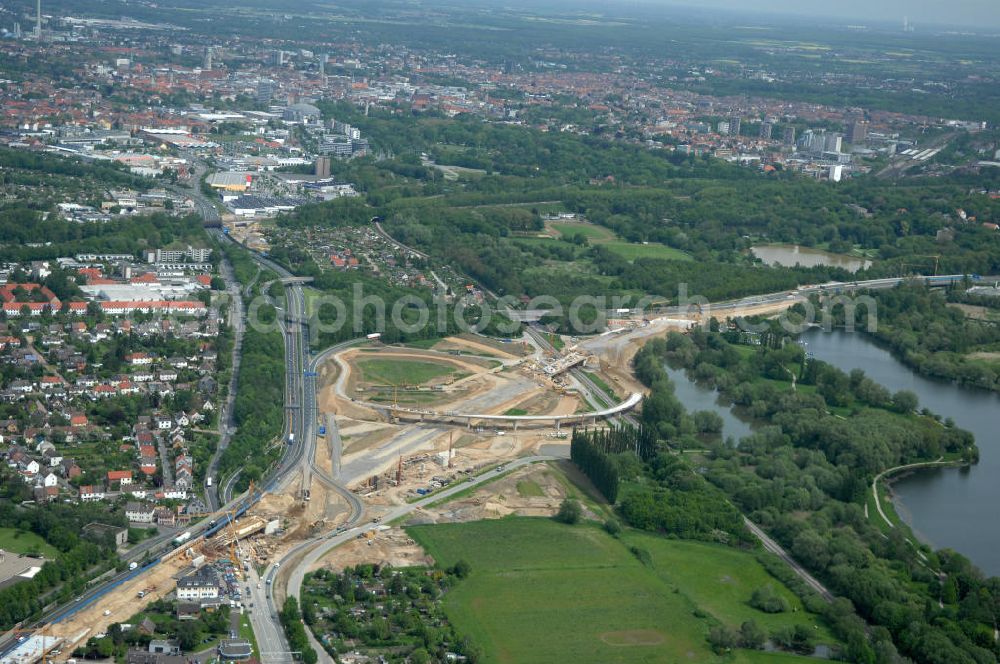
[657, 0, 1000, 29]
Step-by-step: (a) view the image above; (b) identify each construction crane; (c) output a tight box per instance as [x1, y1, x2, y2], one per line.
[898, 254, 941, 277]
[226, 508, 241, 570]
[181, 480, 264, 526]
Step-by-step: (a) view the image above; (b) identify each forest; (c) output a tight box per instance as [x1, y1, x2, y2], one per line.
[824, 283, 1000, 392]
[618, 328, 995, 664]
[216, 246, 286, 486]
[271, 103, 1000, 326]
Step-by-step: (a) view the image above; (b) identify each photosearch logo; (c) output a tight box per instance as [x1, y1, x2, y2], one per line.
[237, 282, 878, 338]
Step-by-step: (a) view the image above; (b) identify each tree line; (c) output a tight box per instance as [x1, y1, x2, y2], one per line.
[569, 431, 621, 502]
[633, 327, 997, 664]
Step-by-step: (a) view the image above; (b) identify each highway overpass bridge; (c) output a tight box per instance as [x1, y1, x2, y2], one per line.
[373, 392, 643, 431]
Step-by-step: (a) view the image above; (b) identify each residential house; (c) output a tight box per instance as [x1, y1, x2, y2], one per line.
[107, 470, 133, 487]
[153, 506, 176, 527]
[176, 568, 219, 601]
[79, 485, 105, 502]
[125, 501, 155, 523]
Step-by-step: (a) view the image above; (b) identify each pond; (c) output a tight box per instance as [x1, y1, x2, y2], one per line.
[751, 244, 871, 272]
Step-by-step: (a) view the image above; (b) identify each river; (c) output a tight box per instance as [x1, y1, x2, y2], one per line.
[664, 330, 1000, 576]
[663, 365, 756, 442]
[751, 244, 871, 272]
[799, 329, 1000, 576]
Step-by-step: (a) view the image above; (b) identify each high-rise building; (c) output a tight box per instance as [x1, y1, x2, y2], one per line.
[255, 80, 275, 105]
[13, 22, 21, 39]
[203, 47, 213, 71]
[759, 123, 772, 139]
[824, 133, 843, 154]
[717, 121, 730, 136]
[35, 0, 41, 40]
[728, 116, 742, 137]
[782, 126, 796, 146]
[351, 138, 369, 157]
[849, 121, 868, 144]
[315, 156, 331, 178]
[271, 50, 284, 67]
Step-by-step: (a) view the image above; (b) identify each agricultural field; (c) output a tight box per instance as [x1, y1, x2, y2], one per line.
[0, 527, 60, 559]
[407, 517, 825, 664]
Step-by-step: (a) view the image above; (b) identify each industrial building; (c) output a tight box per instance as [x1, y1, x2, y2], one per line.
[0, 550, 46, 590]
[207, 172, 253, 192]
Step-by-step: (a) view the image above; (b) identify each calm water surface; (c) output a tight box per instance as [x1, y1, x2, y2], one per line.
[663, 365, 756, 442]
[800, 328, 1000, 577]
[751, 244, 871, 272]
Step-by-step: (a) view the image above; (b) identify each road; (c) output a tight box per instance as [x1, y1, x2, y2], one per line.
[230, 247, 366, 663]
[22, 175, 988, 661]
[524, 324, 640, 429]
[205, 248, 247, 511]
[278, 454, 563, 664]
[743, 518, 834, 603]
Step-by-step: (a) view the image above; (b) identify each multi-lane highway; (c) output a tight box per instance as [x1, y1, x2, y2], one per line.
[16, 166, 988, 664]
[231, 247, 367, 663]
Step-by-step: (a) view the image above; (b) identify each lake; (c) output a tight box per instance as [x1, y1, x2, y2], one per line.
[800, 328, 1000, 577]
[664, 329, 1000, 576]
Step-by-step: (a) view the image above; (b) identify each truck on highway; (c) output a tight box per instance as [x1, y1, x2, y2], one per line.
[128, 562, 138, 571]
[206, 476, 212, 487]
[287, 433, 295, 444]
[172, 531, 192, 547]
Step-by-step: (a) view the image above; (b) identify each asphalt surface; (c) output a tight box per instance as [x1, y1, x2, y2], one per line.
[279, 454, 563, 664]
[205, 247, 247, 512]
[23, 164, 990, 660]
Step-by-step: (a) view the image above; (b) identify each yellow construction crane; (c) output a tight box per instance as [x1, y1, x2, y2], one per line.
[226, 508, 241, 570]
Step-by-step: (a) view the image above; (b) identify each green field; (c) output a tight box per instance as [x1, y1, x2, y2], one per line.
[355, 357, 459, 386]
[549, 221, 615, 241]
[582, 370, 618, 401]
[407, 518, 825, 664]
[604, 241, 693, 262]
[548, 221, 691, 262]
[623, 533, 835, 640]
[0, 527, 60, 559]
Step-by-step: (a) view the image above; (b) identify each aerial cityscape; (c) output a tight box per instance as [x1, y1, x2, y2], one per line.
[0, 0, 999, 663]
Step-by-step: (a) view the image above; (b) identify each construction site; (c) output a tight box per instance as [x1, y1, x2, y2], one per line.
[20, 486, 295, 663]
[3, 304, 806, 664]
